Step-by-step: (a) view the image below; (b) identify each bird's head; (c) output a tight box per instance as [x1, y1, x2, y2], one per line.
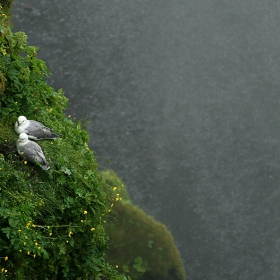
[17, 116, 27, 126]
[18, 133, 29, 143]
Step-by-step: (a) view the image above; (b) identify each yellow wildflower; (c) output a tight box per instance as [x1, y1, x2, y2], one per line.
[113, 187, 117, 190]
[23, 242, 26, 245]
[35, 242, 38, 246]
[68, 231, 73, 237]
[83, 210, 87, 215]
[24, 161, 27, 165]
[4, 256, 8, 261]
[49, 108, 53, 112]
[68, 114, 71, 118]
[33, 254, 36, 258]
[90, 228, 95, 231]
[49, 232, 52, 236]
[0, 48, 6, 55]
[27, 251, 30, 255]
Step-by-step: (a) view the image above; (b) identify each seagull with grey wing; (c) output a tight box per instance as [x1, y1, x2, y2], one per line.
[15, 116, 61, 140]
[16, 133, 50, 170]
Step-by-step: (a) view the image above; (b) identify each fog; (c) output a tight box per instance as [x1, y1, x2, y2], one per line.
[13, 1, 280, 279]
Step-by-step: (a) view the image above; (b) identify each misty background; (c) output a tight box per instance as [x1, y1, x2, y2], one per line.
[13, 1, 280, 279]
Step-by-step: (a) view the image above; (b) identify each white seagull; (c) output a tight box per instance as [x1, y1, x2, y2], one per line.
[15, 116, 61, 140]
[16, 133, 50, 170]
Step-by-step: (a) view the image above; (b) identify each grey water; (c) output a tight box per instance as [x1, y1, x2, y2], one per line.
[13, 1, 280, 279]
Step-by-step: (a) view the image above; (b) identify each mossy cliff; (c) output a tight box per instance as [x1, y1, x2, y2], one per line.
[101, 170, 186, 280]
[0, 2, 186, 279]
[0, 3, 127, 279]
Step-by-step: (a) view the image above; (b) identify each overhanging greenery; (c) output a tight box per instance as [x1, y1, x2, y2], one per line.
[0, 5, 127, 280]
[102, 170, 186, 280]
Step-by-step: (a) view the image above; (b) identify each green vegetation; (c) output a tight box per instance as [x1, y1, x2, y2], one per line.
[101, 170, 186, 280]
[0, 6, 127, 280]
[0, 3, 186, 279]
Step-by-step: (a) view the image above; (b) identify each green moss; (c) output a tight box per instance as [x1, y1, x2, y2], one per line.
[101, 170, 186, 280]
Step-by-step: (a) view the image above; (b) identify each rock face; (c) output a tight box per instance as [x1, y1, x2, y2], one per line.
[13, 1, 280, 278]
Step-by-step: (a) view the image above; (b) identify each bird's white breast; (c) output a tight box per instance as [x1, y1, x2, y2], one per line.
[15, 120, 30, 134]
